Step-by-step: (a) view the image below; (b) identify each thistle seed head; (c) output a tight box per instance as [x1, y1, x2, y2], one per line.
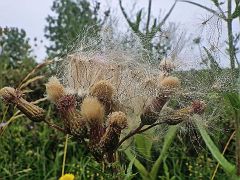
[80, 96, 105, 124]
[45, 76, 65, 103]
[90, 80, 114, 101]
[108, 111, 127, 130]
[160, 76, 181, 89]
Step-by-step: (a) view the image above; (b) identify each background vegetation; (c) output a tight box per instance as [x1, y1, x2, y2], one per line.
[0, 0, 240, 179]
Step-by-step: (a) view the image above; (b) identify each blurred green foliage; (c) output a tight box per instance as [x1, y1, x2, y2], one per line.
[44, 0, 106, 57]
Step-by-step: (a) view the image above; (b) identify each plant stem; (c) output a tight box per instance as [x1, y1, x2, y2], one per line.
[117, 123, 144, 149]
[227, 0, 236, 79]
[235, 110, 240, 176]
[62, 134, 69, 176]
[137, 121, 165, 134]
[43, 119, 67, 134]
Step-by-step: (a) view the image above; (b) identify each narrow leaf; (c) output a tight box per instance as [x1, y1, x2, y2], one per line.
[135, 134, 153, 159]
[124, 149, 149, 179]
[150, 126, 178, 179]
[195, 115, 236, 175]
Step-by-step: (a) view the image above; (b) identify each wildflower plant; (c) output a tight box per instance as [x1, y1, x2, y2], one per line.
[0, 27, 238, 178]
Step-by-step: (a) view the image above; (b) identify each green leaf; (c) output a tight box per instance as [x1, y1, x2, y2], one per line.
[135, 134, 153, 159]
[224, 93, 240, 109]
[195, 115, 236, 175]
[124, 149, 149, 179]
[135, 9, 143, 31]
[211, 0, 219, 6]
[150, 126, 178, 180]
[232, 5, 240, 19]
[124, 157, 138, 180]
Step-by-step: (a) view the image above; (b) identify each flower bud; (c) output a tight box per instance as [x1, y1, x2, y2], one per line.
[190, 100, 206, 114]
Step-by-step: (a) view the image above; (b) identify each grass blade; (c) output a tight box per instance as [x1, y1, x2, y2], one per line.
[195, 115, 236, 175]
[150, 125, 178, 179]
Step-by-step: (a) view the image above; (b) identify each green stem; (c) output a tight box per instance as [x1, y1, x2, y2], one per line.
[62, 134, 69, 176]
[227, 0, 236, 78]
[235, 110, 240, 176]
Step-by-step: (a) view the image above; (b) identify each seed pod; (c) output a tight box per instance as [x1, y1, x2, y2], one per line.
[141, 95, 169, 125]
[0, 87, 45, 122]
[99, 112, 127, 163]
[90, 80, 114, 101]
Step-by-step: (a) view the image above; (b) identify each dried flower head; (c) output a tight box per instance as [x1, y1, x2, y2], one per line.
[0, 87, 18, 102]
[160, 76, 181, 89]
[80, 96, 105, 124]
[90, 80, 114, 101]
[108, 111, 127, 130]
[0, 87, 45, 122]
[45, 76, 65, 103]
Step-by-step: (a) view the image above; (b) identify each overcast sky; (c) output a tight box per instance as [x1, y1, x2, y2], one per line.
[0, 0, 238, 64]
